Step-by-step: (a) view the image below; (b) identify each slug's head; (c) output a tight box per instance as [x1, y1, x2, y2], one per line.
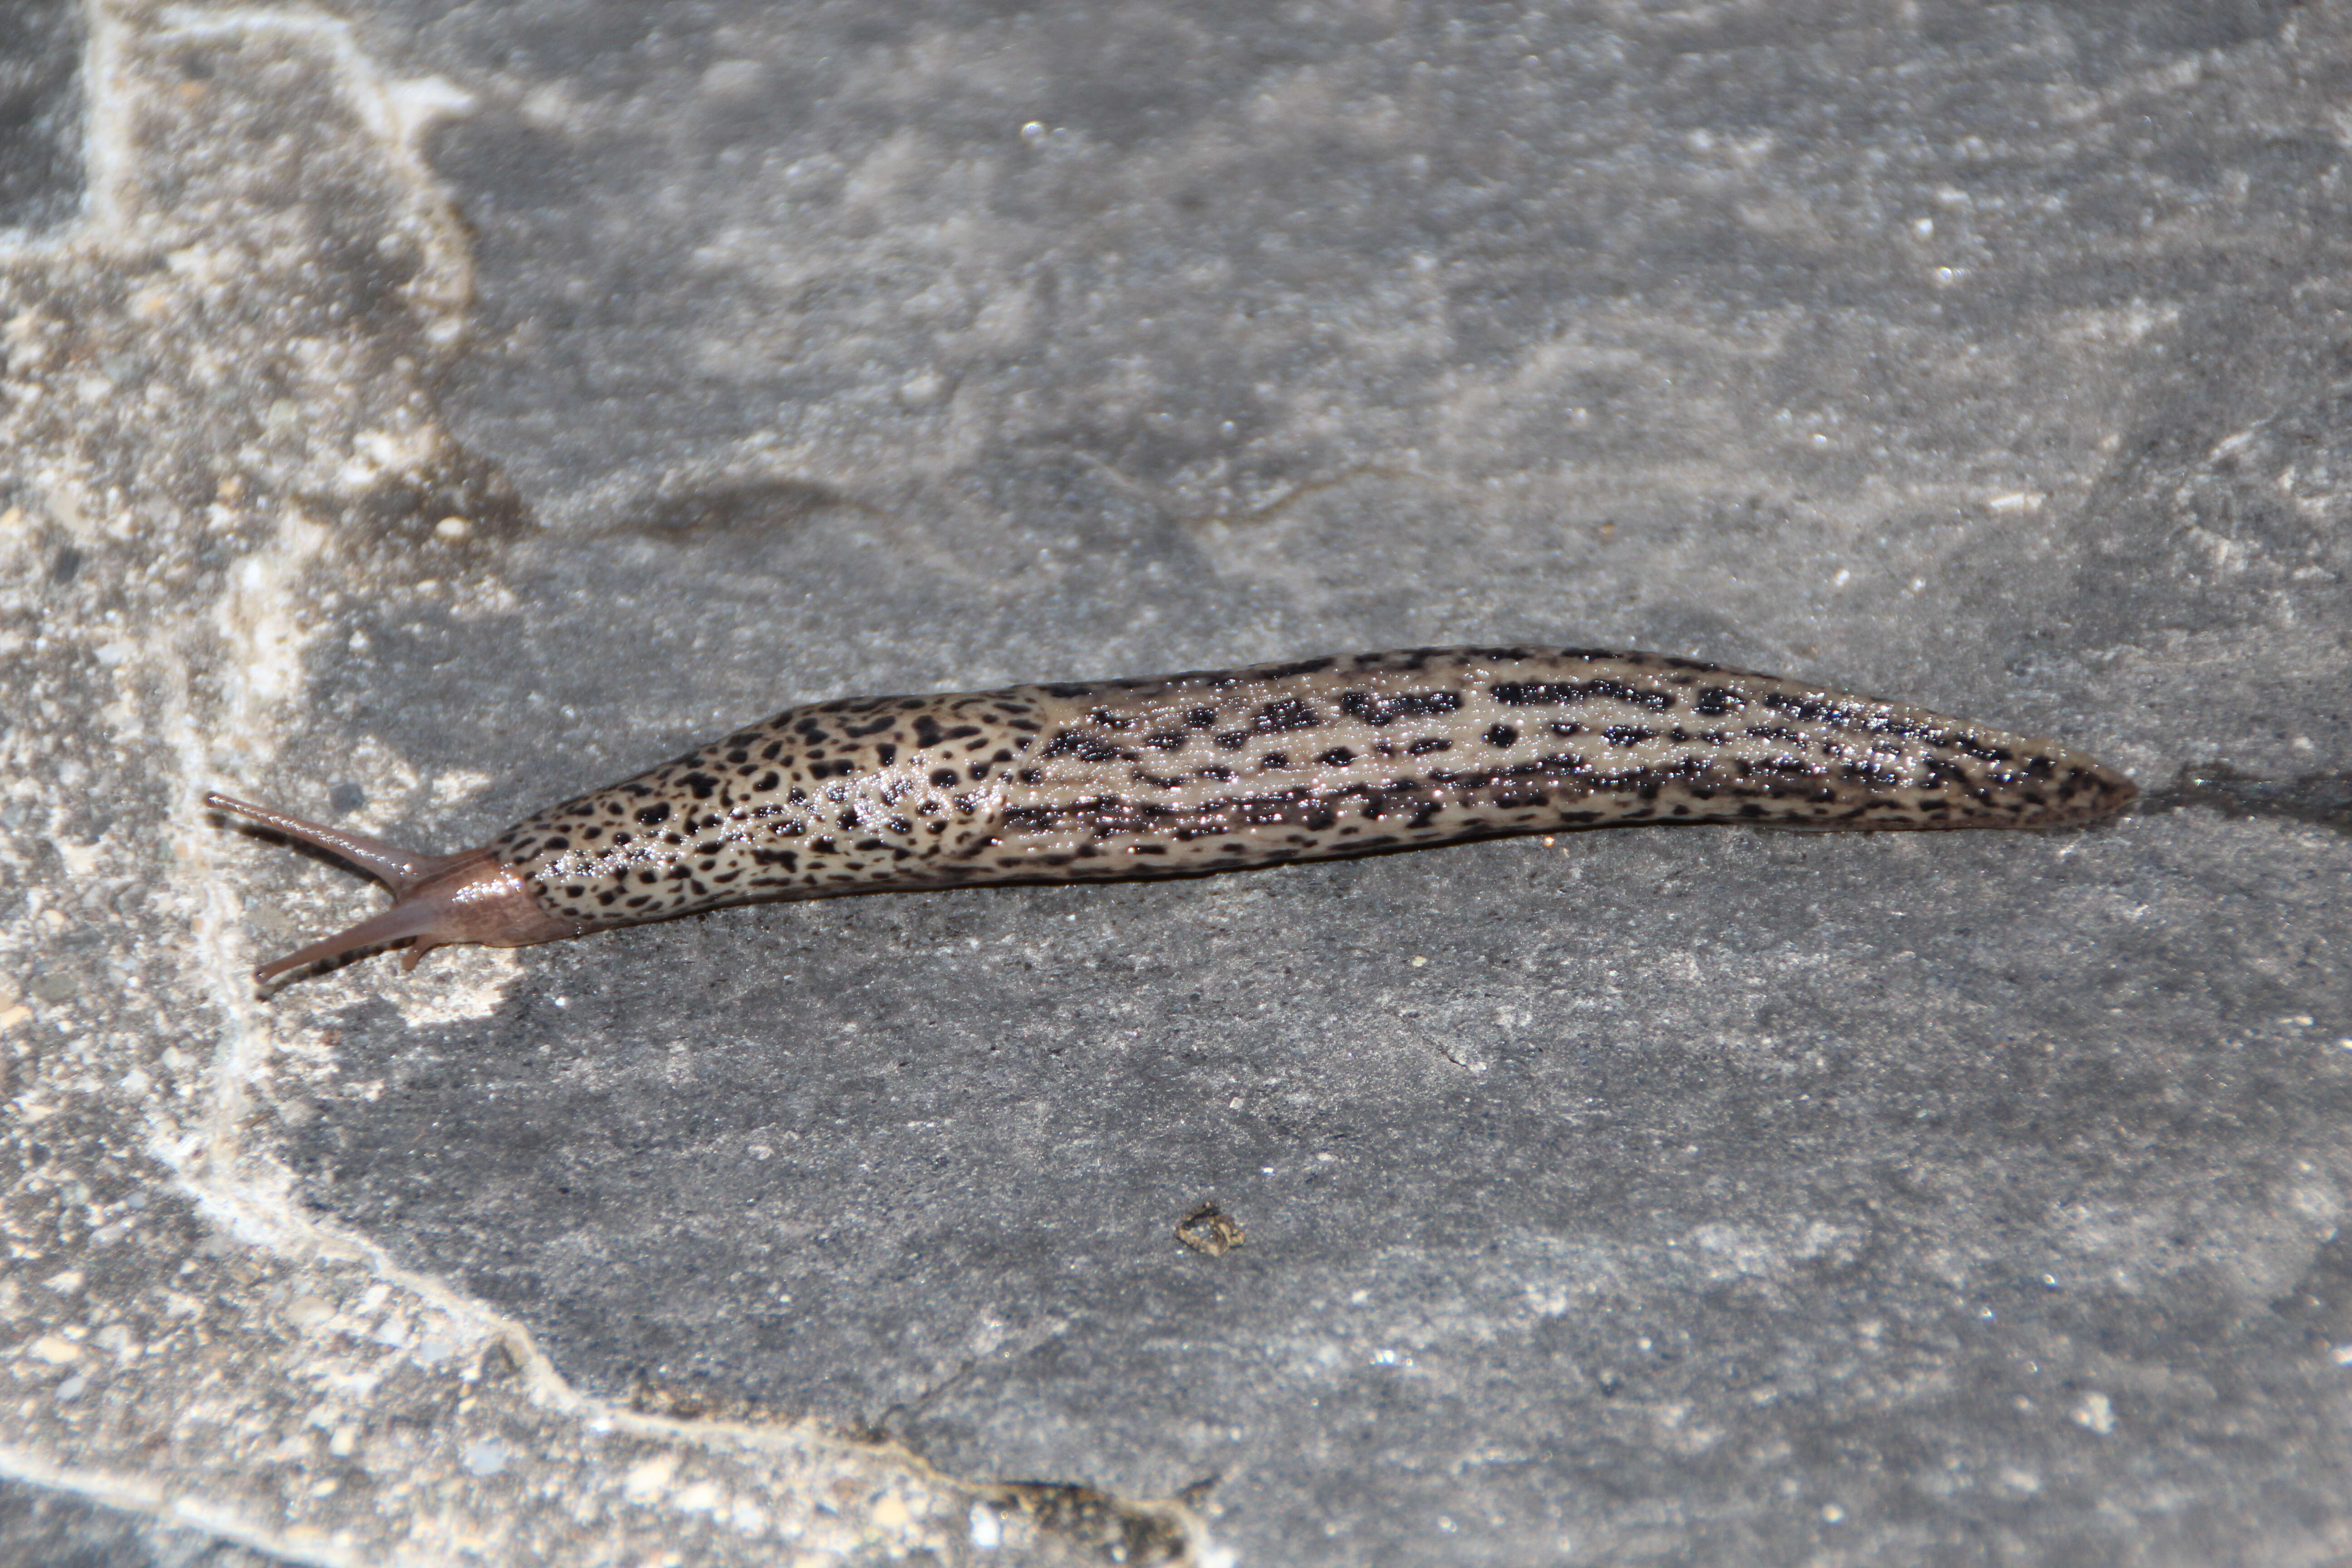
[205, 793, 583, 985]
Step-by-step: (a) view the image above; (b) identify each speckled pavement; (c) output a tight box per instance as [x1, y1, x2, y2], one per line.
[4, 4, 2349, 1565]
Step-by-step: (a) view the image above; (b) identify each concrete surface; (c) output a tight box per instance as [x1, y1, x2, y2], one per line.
[3, 1, 2349, 1564]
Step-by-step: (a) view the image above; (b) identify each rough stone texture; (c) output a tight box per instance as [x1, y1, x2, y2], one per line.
[3, 1, 2348, 1564]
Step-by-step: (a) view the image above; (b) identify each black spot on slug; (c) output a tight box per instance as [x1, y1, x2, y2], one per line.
[1338, 689, 1462, 726]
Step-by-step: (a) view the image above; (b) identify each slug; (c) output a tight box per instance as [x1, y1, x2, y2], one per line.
[209, 646, 2135, 984]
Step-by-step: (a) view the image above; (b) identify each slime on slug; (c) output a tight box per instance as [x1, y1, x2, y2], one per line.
[208, 646, 2136, 985]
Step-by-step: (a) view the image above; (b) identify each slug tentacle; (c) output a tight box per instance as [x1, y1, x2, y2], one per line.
[204, 793, 456, 894]
[204, 794, 583, 983]
[212, 647, 2137, 985]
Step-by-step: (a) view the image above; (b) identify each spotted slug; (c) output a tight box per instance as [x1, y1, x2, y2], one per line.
[209, 646, 2135, 984]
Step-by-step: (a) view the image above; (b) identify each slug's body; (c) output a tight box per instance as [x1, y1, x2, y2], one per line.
[210, 647, 2136, 983]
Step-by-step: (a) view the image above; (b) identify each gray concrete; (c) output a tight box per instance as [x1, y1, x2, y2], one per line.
[4, 1, 2349, 1563]
[0, 0, 82, 235]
